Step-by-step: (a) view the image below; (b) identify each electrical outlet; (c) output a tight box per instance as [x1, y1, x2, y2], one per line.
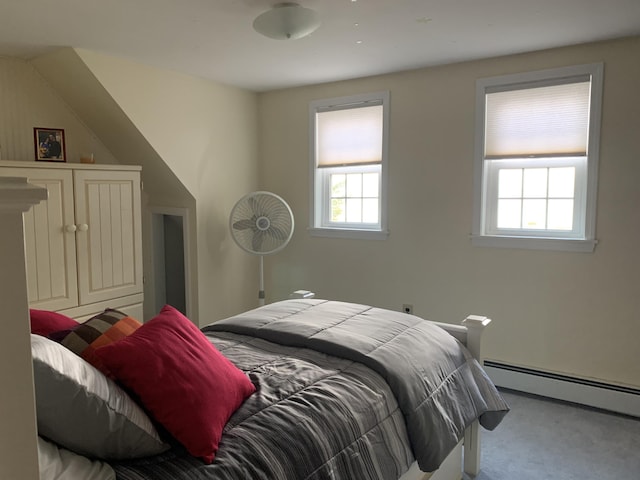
[402, 304, 413, 314]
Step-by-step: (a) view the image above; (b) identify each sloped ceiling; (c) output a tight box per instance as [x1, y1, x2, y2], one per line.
[30, 48, 194, 206]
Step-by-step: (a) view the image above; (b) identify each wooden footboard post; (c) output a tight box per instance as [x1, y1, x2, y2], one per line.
[461, 315, 491, 477]
[461, 315, 491, 360]
[0, 177, 47, 480]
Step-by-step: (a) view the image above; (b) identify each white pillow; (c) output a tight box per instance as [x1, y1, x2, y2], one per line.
[38, 437, 115, 480]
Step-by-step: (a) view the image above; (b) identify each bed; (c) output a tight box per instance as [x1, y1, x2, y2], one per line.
[0, 177, 508, 480]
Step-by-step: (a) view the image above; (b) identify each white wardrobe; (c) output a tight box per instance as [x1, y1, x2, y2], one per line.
[0, 161, 143, 320]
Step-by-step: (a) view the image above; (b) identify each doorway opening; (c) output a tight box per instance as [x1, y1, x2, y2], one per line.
[151, 208, 191, 317]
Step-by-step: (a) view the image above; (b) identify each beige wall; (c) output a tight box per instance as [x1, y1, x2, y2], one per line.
[258, 36, 640, 388]
[0, 52, 260, 472]
[1, 52, 261, 326]
[3, 36, 638, 388]
[73, 50, 261, 324]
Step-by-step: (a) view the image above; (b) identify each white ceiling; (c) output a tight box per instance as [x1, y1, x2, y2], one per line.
[2, 0, 640, 92]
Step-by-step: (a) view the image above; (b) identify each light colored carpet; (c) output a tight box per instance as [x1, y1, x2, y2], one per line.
[464, 389, 640, 480]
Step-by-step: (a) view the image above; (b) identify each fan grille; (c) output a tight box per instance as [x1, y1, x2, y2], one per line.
[230, 191, 294, 255]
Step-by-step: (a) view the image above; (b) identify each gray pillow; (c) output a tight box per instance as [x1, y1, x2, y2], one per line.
[31, 334, 168, 460]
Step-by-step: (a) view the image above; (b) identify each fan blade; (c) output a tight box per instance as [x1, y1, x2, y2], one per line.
[233, 218, 256, 230]
[252, 231, 265, 251]
[271, 205, 291, 223]
[267, 226, 288, 241]
[248, 196, 260, 216]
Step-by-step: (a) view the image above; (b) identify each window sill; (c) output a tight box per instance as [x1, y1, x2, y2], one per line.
[471, 235, 597, 252]
[309, 227, 389, 241]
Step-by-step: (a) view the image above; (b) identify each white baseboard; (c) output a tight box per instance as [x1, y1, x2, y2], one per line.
[484, 361, 640, 418]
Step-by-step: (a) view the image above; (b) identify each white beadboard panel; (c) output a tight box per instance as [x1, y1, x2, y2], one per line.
[0, 58, 45, 161]
[57, 294, 144, 323]
[0, 167, 78, 311]
[0, 57, 118, 164]
[45, 181, 67, 301]
[120, 183, 135, 285]
[74, 169, 143, 305]
[23, 207, 38, 302]
[32, 197, 52, 301]
[98, 182, 114, 288]
[87, 182, 102, 290]
[110, 184, 124, 286]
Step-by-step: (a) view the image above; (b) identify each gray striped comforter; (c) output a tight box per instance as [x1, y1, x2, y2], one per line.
[113, 300, 508, 480]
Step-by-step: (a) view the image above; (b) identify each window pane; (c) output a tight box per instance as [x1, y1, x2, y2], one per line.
[331, 174, 345, 197]
[497, 199, 521, 228]
[548, 199, 574, 230]
[548, 167, 575, 198]
[345, 199, 362, 222]
[326, 169, 380, 226]
[362, 172, 379, 197]
[522, 199, 547, 229]
[523, 168, 547, 198]
[346, 173, 362, 198]
[362, 199, 379, 223]
[331, 199, 345, 222]
[498, 169, 522, 198]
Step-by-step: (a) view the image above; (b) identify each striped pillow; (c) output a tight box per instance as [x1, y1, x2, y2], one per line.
[55, 309, 142, 371]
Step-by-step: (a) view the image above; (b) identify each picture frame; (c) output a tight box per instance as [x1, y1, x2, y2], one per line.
[34, 127, 66, 162]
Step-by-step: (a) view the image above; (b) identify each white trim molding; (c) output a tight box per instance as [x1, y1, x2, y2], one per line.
[484, 361, 640, 418]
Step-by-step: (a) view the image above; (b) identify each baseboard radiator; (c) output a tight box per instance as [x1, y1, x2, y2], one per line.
[484, 361, 640, 418]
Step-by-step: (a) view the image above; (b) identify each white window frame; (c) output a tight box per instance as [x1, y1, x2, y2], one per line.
[472, 63, 603, 252]
[319, 164, 382, 230]
[484, 157, 589, 238]
[309, 92, 390, 240]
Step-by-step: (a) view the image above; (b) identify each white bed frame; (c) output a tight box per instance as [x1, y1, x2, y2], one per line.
[400, 316, 491, 480]
[0, 177, 491, 480]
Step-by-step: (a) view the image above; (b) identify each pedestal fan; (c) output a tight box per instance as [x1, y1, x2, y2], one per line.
[229, 191, 294, 305]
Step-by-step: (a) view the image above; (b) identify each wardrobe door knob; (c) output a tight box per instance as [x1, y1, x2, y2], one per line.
[65, 225, 77, 233]
[77, 223, 89, 232]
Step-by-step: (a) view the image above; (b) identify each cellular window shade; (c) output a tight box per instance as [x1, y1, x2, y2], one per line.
[485, 80, 591, 159]
[317, 104, 383, 167]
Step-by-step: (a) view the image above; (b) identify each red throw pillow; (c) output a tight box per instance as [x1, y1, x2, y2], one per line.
[30, 309, 77, 337]
[93, 305, 256, 463]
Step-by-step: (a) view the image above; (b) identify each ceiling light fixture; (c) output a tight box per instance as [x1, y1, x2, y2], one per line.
[253, 2, 321, 40]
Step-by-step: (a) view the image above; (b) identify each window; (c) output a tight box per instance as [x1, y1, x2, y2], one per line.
[309, 92, 389, 239]
[472, 64, 603, 252]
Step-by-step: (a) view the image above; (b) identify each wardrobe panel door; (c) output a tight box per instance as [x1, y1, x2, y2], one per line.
[0, 168, 78, 311]
[74, 170, 143, 306]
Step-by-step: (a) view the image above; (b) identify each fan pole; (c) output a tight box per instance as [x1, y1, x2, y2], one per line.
[259, 255, 265, 306]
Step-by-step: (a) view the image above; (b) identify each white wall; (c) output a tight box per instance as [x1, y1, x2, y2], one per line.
[0, 56, 118, 164]
[73, 50, 261, 324]
[0, 52, 260, 473]
[257, 36, 640, 389]
[1, 51, 261, 326]
[4, 35, 637, 389]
